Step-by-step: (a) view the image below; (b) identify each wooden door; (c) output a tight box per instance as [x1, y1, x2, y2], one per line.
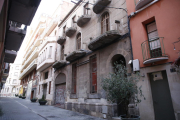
[149, 71, 175, 120]
[55, 84, 66, 108]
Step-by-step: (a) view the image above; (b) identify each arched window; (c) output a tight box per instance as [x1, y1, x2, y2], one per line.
[76, 33, 81, 50]
[101, 12, 109, 34]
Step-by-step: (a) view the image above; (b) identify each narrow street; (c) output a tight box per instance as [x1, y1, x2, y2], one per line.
[0, 97, 104, 120]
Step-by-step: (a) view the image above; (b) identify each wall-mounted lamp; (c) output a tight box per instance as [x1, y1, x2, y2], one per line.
[173, 37, 180, 50]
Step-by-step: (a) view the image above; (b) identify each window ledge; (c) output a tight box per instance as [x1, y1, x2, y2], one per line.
[87, 93, 101, 99]
[70, 94, 77, 99]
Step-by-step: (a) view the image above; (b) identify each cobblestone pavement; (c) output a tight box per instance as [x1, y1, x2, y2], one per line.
[0, 97, 104, 120]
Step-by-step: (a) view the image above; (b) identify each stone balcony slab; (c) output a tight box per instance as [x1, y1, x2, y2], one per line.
[93, 0, 111, 14]
[65, 27, 76, 37]
[52, 61, 66, 69]
[66, 50, 86, 62]
[57, 36, 66, 45]
[77, 15, 91, 27]
[88, 30, 121, 51]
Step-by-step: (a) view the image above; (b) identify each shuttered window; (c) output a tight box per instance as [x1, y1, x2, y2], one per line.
[101, 12, 109, 34]
[72, 63, 77, 94]
[90, 55, 97, 93]
[76, 33, 81, 50]
[147, 22, 162, 57]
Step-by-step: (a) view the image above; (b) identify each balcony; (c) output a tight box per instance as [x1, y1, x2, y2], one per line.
[19, 59, 38, 80]
[4, 50, 17, 63]
[65, 27, 76, 37]
[66, 50, 86, 62]
[9, 0, 41, 25]
[77, 15, 91, 27]
[88, 30, 121, 51]
[135, 0, 154, 11]
[93, 0, 111, 14]
[57, 36, 66, 45]
[141, 37, 168, 64]
[5, 21, 26, 51]
[39, 36, 56, 51]
[41, 18, 58, 38]
[21, 47, 38, 71]
[52, 61, 66, 69]
[37, 40, 56, 71]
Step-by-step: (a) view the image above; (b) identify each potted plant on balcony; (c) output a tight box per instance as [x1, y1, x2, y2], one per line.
[101, 62, 145, 120]
[39, 95, 47, 105]
[31, 98, 38, 102]
[19, 95, 22, 98]
[22, 92, 26, 99]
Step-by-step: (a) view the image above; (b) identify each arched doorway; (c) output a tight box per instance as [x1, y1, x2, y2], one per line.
[55, 73, 66, 108]
[111, 54, 126, 73]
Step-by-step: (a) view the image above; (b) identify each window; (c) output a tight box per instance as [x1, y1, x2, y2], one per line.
[13, 79, 17, 84]
[14, 72, 18, 76]
[15, 66, 19, 70]
[49, 46, 52, 58]
[84, 2, 89, 15]
[76, 33, 81, 50]
[101, 12, 109, 34]
[12, 87, 15, 93]
[146, 22, 161, 58]
[49, 81, 51, 94]
[44, 71, 48, 79]
[72, 63, 77, 94]
[61, 45, 64, 60]
[63, 25, 66, 37]
[90, 55, 97, 93]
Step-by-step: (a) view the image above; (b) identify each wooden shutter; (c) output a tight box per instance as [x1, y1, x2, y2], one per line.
[72, 63, 77, 94]
[90, 55, 97, 93]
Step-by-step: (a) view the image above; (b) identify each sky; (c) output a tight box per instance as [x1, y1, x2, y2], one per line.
[15, 0, 73, 63]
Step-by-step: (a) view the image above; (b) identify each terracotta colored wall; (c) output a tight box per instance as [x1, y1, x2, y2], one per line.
[126, 0, 180, 67]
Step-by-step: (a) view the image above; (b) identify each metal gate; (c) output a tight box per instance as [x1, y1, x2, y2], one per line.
[55, 84, 66, 108]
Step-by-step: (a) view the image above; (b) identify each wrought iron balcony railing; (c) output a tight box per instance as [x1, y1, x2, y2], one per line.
[141, 37, 167, 62]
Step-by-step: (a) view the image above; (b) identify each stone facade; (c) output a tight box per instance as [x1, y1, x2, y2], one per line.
[52, 0, 131, 118]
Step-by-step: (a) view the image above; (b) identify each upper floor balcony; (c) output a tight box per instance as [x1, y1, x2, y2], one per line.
[19, 59, 38, 80]
[66, 50, 86, 62]
[20, 47, 39, 72]
[4, 49, 17, 63]
[135, 0, 156, 11]
[5, 21, 26, 52]
[88, 30, 121, 51]
[57, 36, 66, 45]
[65, 27, 77, 37]
[41, 18, 58, 38]
[77, 15, 91, 27]
[37, 37, 56, 71]
[141, 37, 168, 64]
[93, 0, 111, 14]
[52, 60, 66, 69]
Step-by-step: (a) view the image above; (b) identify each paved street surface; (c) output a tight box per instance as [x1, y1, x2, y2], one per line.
[0, 97, 104, 120]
